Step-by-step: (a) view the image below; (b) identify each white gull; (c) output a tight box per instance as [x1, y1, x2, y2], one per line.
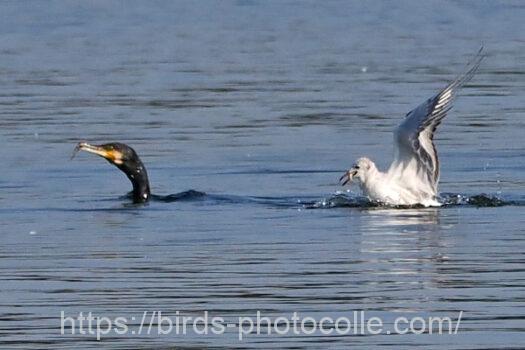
[340, 48, 484, 207]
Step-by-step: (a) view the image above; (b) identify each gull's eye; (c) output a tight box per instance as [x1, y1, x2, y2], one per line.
[354, 165, 360, 169]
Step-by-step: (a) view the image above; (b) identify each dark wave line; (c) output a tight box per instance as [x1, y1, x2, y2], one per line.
[133, 191, 525, 209]
[1, 192, 523, 214]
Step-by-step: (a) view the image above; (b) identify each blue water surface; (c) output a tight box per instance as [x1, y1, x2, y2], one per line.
[1, 1, 524, 349]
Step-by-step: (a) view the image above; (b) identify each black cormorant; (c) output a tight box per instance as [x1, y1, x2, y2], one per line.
[73, 142, 151, 203]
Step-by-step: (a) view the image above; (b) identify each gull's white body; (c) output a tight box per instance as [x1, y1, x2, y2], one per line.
[355, 158, 442, 207]
[342, 49, 484, 207]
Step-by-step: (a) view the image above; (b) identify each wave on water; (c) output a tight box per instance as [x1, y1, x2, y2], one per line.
[152, 191, 311, 208]
[8, 191, 523, 213]
[152, 190, 207, 202]
[120, 190, 524, 209]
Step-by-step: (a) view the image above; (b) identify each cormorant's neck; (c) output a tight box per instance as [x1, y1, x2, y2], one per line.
[119, 161, 150, 203]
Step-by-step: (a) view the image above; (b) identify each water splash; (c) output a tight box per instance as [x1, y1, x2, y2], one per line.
[308, 192, 523, 209]
[305, 193, 379, 209]
[439, 193, 508, 207]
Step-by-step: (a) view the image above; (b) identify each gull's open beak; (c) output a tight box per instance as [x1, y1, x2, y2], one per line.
[339, 169, 358, 186]
[71, 142, 124, 165]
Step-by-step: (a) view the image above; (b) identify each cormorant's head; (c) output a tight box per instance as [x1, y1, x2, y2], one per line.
[74, 142, 138, 167]
[73, 142, 151, 203]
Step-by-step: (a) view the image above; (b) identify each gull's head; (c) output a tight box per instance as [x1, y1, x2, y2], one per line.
[340, 157, 376, 186]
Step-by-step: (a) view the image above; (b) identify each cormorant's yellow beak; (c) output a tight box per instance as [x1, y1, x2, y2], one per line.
[73, 142, 124, 165]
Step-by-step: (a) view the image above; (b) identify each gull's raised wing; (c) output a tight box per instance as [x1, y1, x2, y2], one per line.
[393, 47, 484, 191]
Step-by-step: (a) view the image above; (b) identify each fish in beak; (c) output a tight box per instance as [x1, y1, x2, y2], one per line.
[339, 168, 358, 186]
